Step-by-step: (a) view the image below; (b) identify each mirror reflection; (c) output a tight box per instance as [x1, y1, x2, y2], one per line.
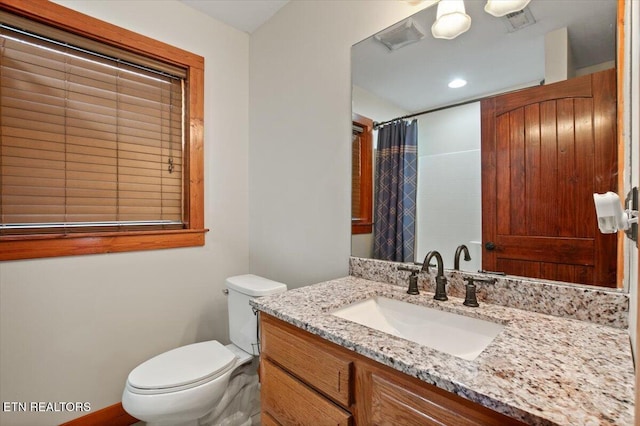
[351, 0, 622, 288]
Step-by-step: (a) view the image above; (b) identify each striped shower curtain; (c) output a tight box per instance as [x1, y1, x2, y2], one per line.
[373, 119, 418, 262]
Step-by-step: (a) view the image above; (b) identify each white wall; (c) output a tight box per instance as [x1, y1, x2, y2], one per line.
[2, 0, 635, 424]
[415, 103, 482, 269]
[248, 1, 435, 288]
[0, 2, 250, 425]
[544, 27, 575, 83]
[352, 85, 408, 128]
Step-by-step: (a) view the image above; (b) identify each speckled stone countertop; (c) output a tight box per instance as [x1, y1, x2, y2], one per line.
[350, 257, 629, 328]
[251, 276, 634, 426]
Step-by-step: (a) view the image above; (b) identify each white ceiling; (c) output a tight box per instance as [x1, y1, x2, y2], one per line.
[180, 0, 289, 34]
[352, 0, 616, 114]
[178, 0, 616, 116]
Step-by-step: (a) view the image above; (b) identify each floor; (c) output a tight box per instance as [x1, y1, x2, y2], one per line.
[131, 412, 260, 425]
[251, 413, 260, 425]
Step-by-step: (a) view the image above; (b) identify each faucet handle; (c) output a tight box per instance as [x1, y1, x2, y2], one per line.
[462, 277, 480, 307]
[397, 266, 420, 295]
[464, 276, 497, 285]
[462, 276, 496, 307]
[463, 281, 479, 307]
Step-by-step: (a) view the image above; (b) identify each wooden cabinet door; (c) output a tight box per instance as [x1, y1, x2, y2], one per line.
[357, 364, 523, 426]
[481, 68, 617, 286]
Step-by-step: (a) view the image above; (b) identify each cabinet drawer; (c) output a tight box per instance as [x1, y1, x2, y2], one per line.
[261, 358, 352, 426]
[261, 315, 352, 407]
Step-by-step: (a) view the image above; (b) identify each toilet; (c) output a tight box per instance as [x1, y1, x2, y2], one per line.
[122, 274, 287, 426]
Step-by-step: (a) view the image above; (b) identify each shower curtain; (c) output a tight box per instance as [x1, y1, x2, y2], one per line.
[373, 119, 418, 262]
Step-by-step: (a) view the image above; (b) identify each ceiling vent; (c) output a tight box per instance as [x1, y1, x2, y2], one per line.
[502, 7, 536, 32]
[375, 19, 426, 51]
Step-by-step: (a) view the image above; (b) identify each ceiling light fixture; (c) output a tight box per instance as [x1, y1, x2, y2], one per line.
[484, 0, 532, 17]
[429, 0, 532, 40]
[448, 78, 467, 88]
[431, 0, 471, 40]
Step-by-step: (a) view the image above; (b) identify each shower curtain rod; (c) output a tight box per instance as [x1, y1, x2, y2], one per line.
[372, 96, 484, 130]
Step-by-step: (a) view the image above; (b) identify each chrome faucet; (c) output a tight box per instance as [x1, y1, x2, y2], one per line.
[454, 244, 471, 270]
[422, 251, 448, 301]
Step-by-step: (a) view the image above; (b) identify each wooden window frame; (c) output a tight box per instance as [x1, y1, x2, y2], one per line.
[0, 0, 207, 261]
[352, 113, 373, 234]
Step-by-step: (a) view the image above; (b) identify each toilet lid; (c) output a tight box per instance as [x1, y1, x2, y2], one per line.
[127, 341, 236, 391]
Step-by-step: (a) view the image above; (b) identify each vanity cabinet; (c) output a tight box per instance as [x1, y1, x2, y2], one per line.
[260, 313, 352, 425]
[259, 313, 525, 426]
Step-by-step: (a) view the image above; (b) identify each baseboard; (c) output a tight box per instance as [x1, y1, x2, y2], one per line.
[59, 403, 138, 426]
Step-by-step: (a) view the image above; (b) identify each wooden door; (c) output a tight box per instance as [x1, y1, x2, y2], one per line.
[481, 68, 617, 287]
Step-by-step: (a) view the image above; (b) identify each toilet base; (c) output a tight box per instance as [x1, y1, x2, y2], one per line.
[197, 363, 259, 426]
[125, 356, 258, 426]
[145, 412, 253, 426]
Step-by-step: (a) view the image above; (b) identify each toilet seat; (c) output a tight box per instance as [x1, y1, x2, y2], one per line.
[126, 341, 237, 395]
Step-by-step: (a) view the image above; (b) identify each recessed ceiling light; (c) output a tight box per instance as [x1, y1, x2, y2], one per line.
[448, 78, 467, 88]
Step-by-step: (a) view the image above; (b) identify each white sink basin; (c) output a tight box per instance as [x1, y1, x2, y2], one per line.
[331, 297, 504, 360]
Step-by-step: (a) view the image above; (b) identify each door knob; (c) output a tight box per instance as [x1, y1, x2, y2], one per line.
[485, 242, 496, 251]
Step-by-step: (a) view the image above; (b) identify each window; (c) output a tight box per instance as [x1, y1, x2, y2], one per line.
[0, 1, 206, 260]
[352, 113, 373, 234]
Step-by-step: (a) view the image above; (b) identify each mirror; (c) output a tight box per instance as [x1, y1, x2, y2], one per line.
[351, 0, 626, 289]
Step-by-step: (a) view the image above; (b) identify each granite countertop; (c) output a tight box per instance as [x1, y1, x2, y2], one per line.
[251, 276, 635, 426]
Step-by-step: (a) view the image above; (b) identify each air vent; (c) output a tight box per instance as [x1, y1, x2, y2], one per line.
[374, 19, 426, 51]
[502, 7, 536, 32]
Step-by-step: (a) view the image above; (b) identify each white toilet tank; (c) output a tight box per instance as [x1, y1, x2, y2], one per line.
[225, 274, 287, 356]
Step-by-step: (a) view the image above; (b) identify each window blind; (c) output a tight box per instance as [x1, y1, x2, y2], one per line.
[0, 18, 185, 235]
